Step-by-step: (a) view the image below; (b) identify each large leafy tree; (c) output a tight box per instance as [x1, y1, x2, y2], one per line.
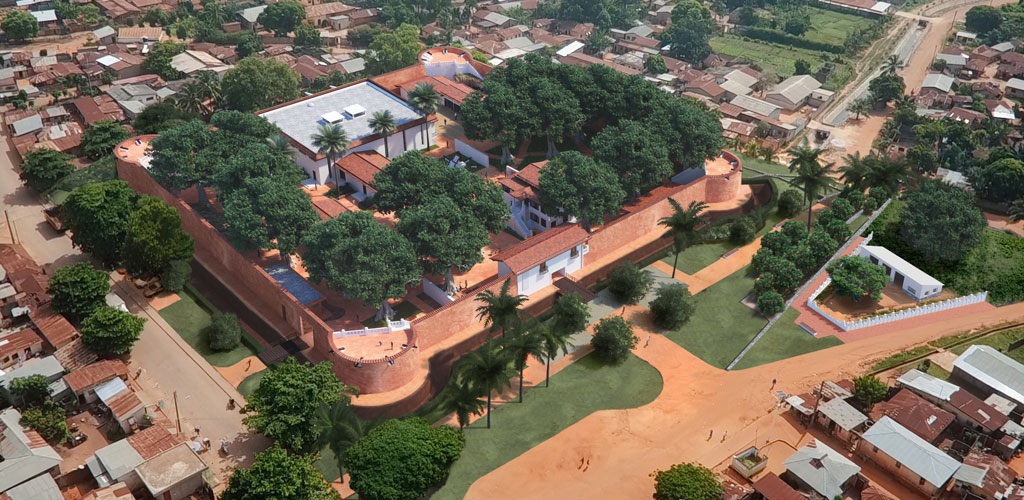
[222, 445, 339, 500]
[662, 1, 715, 63]
[397, 197, 490, 294]
[366, 23, 422, 75]
[537, 151, 625, 229]
[10, 375, 51, 408]
[528, 78, 582, 158]
[972, 157, 1024, 203]
[591, 316, 638, 363]
[556, 0, 642, 28]
[223, 176, 319, 257]
[235, 32, 264, 58]
[19, 148, 74, 191]
[869, 72, 905, 104]
[295, 23, 322, 50]
[965, 5, 1001, 34]
[121, 195, 194, 278]
[899, 180, 986, 262]
[257, 0, 306, 36]
[81, 306, 146, 357]
[143, 41, 185, 81]
[460, 341, 514, 428]
[20, 401, 68, 444]
[345, 418, 465, 500]
[301, 212, 420, 321]
[474, 278, 526, 337]
[242, 358, 354, 453]
[827, 256, 889, 301]
[2, 10, 39, 41]
[653, 463, 723, 500]
[133, 101, 199, 134]
[313, 402, 380, 484]
[61, 180, 138, 265]
[212, 143, 306, 193]
[82, 121, 130, 160]
[659, 199, 709, 278]
[593, 119, 673, 195]
[48, 263, 110, 322]
[550, 292, 590, 338]
[460, 85, 535, 165]
[221, 57, 300, 112]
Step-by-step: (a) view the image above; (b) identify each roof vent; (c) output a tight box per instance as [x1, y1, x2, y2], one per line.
[344, 104, 366, 118]
[927, 415, 937, 425]
[321, 111, 344, 123]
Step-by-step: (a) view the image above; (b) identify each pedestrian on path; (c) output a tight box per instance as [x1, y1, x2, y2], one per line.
[390, 341, 394, 350]
[721, 430, 727, 442]
[771, 378, 776, 391]
[645, 335, 651, 348]
[708, 429, 713, 441]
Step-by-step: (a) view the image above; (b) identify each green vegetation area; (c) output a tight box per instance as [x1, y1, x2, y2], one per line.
[804, 8, 868, 46]
[158, 286, 260, 367]
[848, 214, 869, 232]
[237, 370, 267, 398]
[869, 345, 938, 372]
[949, 326, 1024, 364]
[738, 153, 793, 178]
[44, 156, 117, 205]
[731, 306, 844, 370]
[361, 300, 421, 328]
[709, 35, 852, 90]
[428, 352, 662, 500]
[662, 241, 737, 275]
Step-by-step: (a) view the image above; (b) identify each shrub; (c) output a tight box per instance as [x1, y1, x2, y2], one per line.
[853, 375, 888, 409]
[729, 217, 756, 245]
[868, 186, 889, 206]
[830, 198, 855, 221]
[20, 401, 69, 444]
[653, 463, 723, 500]
[649, 284, 695, 330]
[162, 259, 191, 293]
[861, 194, 879, 213]
[842, 190, 865, 211]
[591, 316, 638, 363]
[757, 291, 785, 315]
[778, 189, 803, 218]
[607, 261, 653, 305]
[208, 312, 242, 351]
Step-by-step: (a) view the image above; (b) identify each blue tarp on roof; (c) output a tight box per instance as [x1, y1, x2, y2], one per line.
[265, 264, 325, 305]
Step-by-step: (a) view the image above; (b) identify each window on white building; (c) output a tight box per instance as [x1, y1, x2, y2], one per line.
[539, 262, 548, 274]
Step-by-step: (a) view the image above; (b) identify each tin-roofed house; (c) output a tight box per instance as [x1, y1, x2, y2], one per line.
[0, 408, 63, 495]
[952, 345, 1024, 407]
[815, 397, 869, 443]
[782, 439, 862, 499]
[858, 416, 961, 497]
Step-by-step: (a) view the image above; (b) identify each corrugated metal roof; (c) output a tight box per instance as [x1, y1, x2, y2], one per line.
[783, 439, 861, 499]
[898, 369, 959, 401]
[861, 416, 961, 487]
[953, 345, 1024, 405]
[818, 398, 868, 431]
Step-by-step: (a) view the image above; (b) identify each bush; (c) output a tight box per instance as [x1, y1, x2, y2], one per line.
[650, 284, 695, 330]
[729, 217, 756, 245]
[778, 189, 803, 218]
[842, 190, 865, 211]
[607, 261, 653, 305]
[208, 312, 242, 351]
[868, 186, 889, 206]
[19, 148, 75, 192]
[757, 291, 785, 315]
[739, 26, 844, 53]
[861, 194, 879, 213]
[653, 463, 723, 500]
[830, 198, 855, 221]
[162, 259, 191, 293]
[591, 316, 638, 363]
[853, 375, 888, 409]
[20, 401, 69, 444]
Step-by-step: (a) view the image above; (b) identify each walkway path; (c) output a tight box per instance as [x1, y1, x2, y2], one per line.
[465, 300, 1024, 500]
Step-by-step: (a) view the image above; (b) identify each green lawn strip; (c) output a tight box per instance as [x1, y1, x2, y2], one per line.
[158, 289, 258, 367]
[736, 153, 793, 177]
[237, 370, 267, 398]
[804, 8, 865, 45]
[731, 307, 844, 370]
[662, 240, 737, 275]
[429, 352, 662, 500]
[949, 327, 1024, 364]
[869, 345, 937, 372]
[848, 214, 868, 232]
[924, 362, 951, 380]
[710, 35, 831, 78]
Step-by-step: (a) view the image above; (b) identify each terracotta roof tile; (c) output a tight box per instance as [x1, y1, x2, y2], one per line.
[491, 224, 588, 274]
[752, 473, 803, 500]
[64, 359, 129, 393]
[336, 150, 389, 186]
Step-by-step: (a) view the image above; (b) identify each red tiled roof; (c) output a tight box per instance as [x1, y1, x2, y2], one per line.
[514, 162, 544, 188]
[306, 1, 355, 19]
[491, 224, 589, 274]
[399, 75, 473, 104]
[64, 359, 129, 393]
[752, 473, 803, 500]
[860, 486, 896, 500]
[870, 388, 954, 443]
[31, 304, 80, 348]
[127, 425, 187, 460]
[336, 150, 389, 186]
[313, 198, 345, 220]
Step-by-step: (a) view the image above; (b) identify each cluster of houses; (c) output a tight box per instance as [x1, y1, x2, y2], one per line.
[767, 345, 1024, 500]
[0, 243, 213, 500]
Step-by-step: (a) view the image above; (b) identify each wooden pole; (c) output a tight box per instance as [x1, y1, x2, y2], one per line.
[809, 380, 825, 428]
[173, 391, 181, 433]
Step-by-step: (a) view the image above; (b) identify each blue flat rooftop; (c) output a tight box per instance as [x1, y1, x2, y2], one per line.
[265, 264, 325, 305]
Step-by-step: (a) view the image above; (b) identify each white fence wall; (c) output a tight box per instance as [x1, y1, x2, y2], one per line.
[333, 319, 412, 338]
[455, 138, 490, 168]
[422, 277, 455, 306]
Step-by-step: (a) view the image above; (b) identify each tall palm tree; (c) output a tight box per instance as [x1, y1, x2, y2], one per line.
[787, 144, 827, 174]
[368, 110, 397, 158]
[461, 341, 514, 429]
[540, 320, 573, 387]
[863, 156, 909, 195]
[195, 70, 221, 104]
[474, 278, 526, 337]
[849, 98, 869, 120]
[501, 321, 547, 402]
[442, 380, 486, 429]
[658, 199, 708, 278]
[266, 135, 293, 158]
[882, 54, 902, 74]
[408, 82, 440, 147]
[1009, 198, 1024, 223]
[310, 123, 349, 185]
[313, 401, 379, 483]
[792, 161, 835, 230]
[839, 151, 870, 190]
[176, 81, 207, 116]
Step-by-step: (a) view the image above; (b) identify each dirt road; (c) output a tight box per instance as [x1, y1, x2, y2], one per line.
[465, 302, 1024, 500]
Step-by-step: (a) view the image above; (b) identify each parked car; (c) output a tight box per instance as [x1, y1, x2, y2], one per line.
[43, 206, 64, 232]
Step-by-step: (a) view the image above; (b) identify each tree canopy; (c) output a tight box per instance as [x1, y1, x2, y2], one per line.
[20, 148, 74, 191]
[344, 418, 465, 500]
[221, 57, 300, 112]
[662, 1, 716, 63]
[61, 180, 139, 265]
[82, 121, 131, 160]
[650, 284, 695, 330]
[899, 180, 985, 262]
[223, 176, 319, 256]
[81, 306, 146, 357]
[2, 10, 39, 41]
[653, 463, 723, 500]
[554, 0, 642, 28]
[242, 358, 354, 453]
[257, 0, 306, 36]
[966, 5, 1001, 34]
[48, 263, 110, 323]
[607, 261, 653, 305]
[143, 41, 185, 81]
[971, 157, 1024, 203]
[537, 151, 625, 228]
[366, 23, 422, 75]
[827, 256, 889, 301]
[222, 445, 339, 500]
[853, 375, 888, 409]
[121, 195, 194, 278]
[591, 316, 638, 363]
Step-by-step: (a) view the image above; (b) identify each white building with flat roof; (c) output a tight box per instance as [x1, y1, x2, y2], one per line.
[257, 80, 435, 186]
[858, 245, 943, 301]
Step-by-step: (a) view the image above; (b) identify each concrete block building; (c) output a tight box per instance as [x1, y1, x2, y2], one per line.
[858, 245, 943, 301]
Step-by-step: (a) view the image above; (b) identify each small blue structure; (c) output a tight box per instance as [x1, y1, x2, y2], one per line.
[264, 264, 325, 305]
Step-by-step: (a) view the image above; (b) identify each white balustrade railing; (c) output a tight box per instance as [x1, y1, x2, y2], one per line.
[333, 319, 412, 338]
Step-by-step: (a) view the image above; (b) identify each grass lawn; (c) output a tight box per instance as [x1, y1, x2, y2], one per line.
[44, 155, 117, 205]
[662, 241, 737, 275]
[361, 300, 421, 328]
[949, 326, 1024, 364]
[731, 306, 844, 370]
[869, 345, 937, 372]
[848, 214, 868, 232]
[804, 7, 867, 46]
[237, 370, 267, 398]
[710, 35, 834, 78]
[429, 352, 662, 500]
[736, 153, 793, 178]
[158, 289, 259, 367]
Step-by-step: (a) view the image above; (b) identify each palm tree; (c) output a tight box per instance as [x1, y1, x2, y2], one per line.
[474, 278, 526, 337]
[1009, 198, 1024, 223]
[313, 401, 379, 483]
[539, 320, 573, 387]
[461, 341, 515, 428]
[787, 144, 827, 174]
[368, 110, 397, 158]
[658, 199, 708, 278]
[501, 321, 547, 402]
[882, 54, 902, 74]
[442, 380, 486, 429]
[839, 151, 870, 191]
[849, 98, 869, 120]
[310, 123, 349, 185]
[863, 156, 909, 195]
[266, 135, 293, 158]
[195, 70, 221, 104]
[792, 161, 835, 230]
[176, 82, 207, 116]
[408, 82, 440, 147]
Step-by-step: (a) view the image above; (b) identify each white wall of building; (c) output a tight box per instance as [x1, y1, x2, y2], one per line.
[291, 122, 437, 185]
[515, 243, 585, 296]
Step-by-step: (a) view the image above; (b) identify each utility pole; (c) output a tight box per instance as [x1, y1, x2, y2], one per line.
[809, 380, 825, 428]
[173, 391, 181, 433]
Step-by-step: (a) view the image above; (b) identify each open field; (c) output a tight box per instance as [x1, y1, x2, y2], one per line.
[731, 306, 844, 369]
[804, 8, 868, 45]
[949, 326, 1024, 363]
[710, 35, 852, 90]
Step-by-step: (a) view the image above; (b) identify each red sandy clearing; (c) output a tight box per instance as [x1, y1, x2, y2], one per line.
[465, 301, 1024, 500]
